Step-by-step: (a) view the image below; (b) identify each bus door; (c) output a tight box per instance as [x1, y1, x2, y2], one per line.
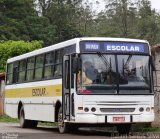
[62, 55, 75, 121]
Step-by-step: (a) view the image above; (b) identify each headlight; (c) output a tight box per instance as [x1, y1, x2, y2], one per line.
[84, 107, 89, 112]
[91, 107, 96, 112]
[139, 107, 144, 112]
[146, 107, 151, 112]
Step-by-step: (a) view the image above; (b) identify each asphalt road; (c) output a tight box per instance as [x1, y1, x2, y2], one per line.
[0, 122, 160, 139]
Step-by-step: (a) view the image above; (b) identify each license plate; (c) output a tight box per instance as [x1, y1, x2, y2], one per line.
[113, 117, 125, 122]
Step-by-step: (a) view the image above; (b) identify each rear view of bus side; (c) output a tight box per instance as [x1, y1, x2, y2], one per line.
[4, 37, 154, 135]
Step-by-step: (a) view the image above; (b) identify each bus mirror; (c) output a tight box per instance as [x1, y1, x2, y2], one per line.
[150, 56, 155, 71]
[72, 57, 81, 73]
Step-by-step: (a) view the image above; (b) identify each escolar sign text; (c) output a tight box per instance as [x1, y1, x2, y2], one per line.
[104, 42, 144, 52]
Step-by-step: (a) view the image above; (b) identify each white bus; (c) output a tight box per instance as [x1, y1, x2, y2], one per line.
[5, 37, 154, 134]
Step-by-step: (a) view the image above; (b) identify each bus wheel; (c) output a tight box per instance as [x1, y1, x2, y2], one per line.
[69, 124, 79, 133]
[117, 124, 131, 135]
[29, 120, 38, 128]
[58, 107, 69, 133]
[19, 106, 29, 128]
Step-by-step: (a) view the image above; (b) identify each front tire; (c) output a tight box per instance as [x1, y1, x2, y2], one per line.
[58, 107, 69, 133]
[29, 120, 38, 128]
[117, 124, 131, 135]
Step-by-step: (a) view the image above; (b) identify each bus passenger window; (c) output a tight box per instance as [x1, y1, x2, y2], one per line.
[26, 57, 35, 81]
[55, 50, 63, 63]
[35, 55, 44, 80]
[13, 62, 19, 83]
[44, 52, 54, 78]
[6, 63, 13, 84]
[54, 50, 63, 78]
[18, 60, 26, 82]
[54, 64, 62, 77]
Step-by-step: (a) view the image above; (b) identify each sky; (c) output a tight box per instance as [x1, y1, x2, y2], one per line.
[91, 0, 160, 13]
[151, 0, 160, 11]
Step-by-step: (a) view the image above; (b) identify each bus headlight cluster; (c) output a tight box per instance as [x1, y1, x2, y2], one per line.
[139, 107, 151, 112]
[84, 107, 96, 112]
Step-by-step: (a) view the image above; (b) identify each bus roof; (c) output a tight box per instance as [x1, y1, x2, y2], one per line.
[7, 37, 149, 63]
[80, 37, 148, 43]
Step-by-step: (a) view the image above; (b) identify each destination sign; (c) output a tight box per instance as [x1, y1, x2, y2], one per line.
[80, 41, 149, 54]
[104, 42, 144, 52]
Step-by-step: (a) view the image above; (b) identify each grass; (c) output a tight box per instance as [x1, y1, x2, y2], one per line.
[0, 115, 160, 132]
[0, 115, 57, 127]
[139, 127, 160, 132]
[0, 115, 18, 123]
[38, 122, 57, 127]
[131, 124, 160, 132]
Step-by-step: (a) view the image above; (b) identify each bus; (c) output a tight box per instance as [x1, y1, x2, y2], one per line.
[5, 37, 154, 134]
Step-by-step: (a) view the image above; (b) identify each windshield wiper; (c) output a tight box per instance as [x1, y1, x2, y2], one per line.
[123, 54, 132, 69]
[97, 52, 112, 72]
[122, 54, 132, 75]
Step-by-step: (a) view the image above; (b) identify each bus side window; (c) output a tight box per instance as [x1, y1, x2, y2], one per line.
[44, 52, 54, 78]
[6, 63, 13, 84]
[13, 62, 19, 83]
[54, 50, 63, 78]
[26, 57, 35, 81]
[34, 54, 44, 80]
[18, 60, 26, 82]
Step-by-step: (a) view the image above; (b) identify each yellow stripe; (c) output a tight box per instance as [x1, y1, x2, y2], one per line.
[5, 84, 62, 98]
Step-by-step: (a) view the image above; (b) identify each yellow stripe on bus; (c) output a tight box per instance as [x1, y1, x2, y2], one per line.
[5, 84, 62, 98]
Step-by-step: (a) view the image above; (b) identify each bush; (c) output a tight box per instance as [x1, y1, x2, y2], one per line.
[0, 40, 43, 72]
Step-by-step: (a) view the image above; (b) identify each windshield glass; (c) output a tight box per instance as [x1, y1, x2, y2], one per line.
[77, 54, 117, 94]
[77, 54, 151, 95]
[117, 55, 150, 92]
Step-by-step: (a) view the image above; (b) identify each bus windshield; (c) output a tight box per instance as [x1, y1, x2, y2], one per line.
[77, 54, 151, 94]
[118, 55, 150, 87]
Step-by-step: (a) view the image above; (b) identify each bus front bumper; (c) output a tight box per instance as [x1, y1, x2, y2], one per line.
[75, 114, 154, 124]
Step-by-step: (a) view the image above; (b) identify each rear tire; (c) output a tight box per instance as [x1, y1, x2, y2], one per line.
[19, 106, 29, 128]
[117, 124, 131, 135]
[19, 106, 38, 128]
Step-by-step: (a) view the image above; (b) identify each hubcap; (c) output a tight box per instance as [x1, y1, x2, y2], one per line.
[20, 111, 24, 126]
[58, 113, 64, 128]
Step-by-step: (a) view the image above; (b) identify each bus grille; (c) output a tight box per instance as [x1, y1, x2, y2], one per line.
[100, 108, 135, 113]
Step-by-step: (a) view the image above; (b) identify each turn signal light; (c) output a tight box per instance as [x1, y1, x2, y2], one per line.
[78, 107, 83, 110]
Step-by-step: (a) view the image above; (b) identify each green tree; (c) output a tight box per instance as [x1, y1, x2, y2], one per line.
[0, 40, 43, 72]
[137, 0, 159, 45]
[0, 0, 56, 46]
[92, 0, 160, 46]
[76, 0, 95, 36]
[0, 0, 36, 40]
[102, 0, 137, 37]
[36, 0, 83, 43]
